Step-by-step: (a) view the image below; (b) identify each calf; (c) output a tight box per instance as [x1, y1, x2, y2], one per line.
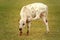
[19, 3, 49, 35]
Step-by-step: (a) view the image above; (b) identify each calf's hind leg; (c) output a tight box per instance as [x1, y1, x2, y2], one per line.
[40, 13, 49, 33]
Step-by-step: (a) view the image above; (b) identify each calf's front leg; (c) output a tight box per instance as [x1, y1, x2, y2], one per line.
[26, 19, 31, 35]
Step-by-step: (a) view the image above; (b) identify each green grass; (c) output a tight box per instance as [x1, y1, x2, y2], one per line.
[0, 0, 60, 40]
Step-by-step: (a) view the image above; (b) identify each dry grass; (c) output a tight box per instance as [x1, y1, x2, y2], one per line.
[0, 0, 60, 40]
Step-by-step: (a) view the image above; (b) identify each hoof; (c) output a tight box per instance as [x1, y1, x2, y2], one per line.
[47, 30, 50, 33]
[27, 31, 29, 36]
[27, 33, 29, 36]
[19, 33, 22, 36]
[19, 28, 22, 36]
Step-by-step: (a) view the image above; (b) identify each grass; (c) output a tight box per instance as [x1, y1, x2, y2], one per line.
[0, 0, 60, 40]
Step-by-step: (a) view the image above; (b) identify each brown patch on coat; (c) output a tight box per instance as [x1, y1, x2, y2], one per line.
[46, 20, 48, 22]
[26, 19, 31, 23]
[40, 13, 44, 18]
[40, 11, 46, 18]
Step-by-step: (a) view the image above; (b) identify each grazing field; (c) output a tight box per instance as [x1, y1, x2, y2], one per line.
[0, 0, 60, 40]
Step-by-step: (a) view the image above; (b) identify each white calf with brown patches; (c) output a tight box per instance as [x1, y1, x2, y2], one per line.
[19, 3, 49, 36]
